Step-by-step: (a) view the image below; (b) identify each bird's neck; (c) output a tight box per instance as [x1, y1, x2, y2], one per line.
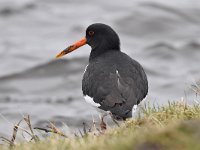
[89, 46, 120, 62]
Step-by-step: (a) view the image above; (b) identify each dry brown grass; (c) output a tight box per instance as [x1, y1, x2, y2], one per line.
[0, 100, 200, 150]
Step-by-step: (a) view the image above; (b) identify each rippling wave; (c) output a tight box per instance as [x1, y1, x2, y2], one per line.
[0, 0, 200, 137]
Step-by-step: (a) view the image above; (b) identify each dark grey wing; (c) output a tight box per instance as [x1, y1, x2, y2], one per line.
[98, 64, 148, 118]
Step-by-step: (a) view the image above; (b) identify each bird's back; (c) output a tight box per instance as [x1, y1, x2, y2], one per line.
[82, 50, 148, 120]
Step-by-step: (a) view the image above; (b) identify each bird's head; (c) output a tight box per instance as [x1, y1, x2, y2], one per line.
[56, 23, 120, 59]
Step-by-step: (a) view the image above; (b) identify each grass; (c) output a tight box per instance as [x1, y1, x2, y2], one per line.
[1, 99, 200, 150]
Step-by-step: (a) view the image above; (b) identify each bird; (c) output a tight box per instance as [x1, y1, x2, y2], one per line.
[56, 23, 148, 126]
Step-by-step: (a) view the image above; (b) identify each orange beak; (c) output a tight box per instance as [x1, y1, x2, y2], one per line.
[56, 37, 87, 58]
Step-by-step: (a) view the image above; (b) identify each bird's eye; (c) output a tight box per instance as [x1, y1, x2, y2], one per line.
[88, 31, 94, 36]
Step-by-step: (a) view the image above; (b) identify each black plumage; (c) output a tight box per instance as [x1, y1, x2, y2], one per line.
[82, 23, 148, 120]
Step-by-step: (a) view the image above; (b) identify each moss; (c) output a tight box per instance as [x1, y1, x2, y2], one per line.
[139, 119, 200, 150]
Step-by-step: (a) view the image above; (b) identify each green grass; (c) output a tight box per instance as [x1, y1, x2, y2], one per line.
[1, 100, 200, 150]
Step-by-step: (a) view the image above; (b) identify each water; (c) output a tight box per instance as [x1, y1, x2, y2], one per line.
[0, 0, 200, 137]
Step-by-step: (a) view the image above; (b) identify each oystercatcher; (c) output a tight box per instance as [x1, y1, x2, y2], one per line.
[56, 23, 148, 123]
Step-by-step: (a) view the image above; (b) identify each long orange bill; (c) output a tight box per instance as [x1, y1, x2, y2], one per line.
[56, 37, 87, 58]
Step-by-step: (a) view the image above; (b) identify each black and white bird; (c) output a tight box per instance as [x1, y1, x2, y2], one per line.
[56, 23, 148, 122]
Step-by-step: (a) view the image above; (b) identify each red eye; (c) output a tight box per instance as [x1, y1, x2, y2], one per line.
[88, 31, 94, 36]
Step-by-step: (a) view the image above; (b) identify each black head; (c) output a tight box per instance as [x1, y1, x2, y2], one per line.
[56, 23, 120, 60]
[86, 23, 120, 51]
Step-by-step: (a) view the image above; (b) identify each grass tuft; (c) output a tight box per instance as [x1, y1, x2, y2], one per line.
[1, 100, 200, 150]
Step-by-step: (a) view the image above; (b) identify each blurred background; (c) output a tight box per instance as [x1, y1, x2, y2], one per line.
[0, 0, 200, 137]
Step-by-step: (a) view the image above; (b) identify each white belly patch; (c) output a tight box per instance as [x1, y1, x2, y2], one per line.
[84, 95, 101, 107]
[132, 105, 138, 116]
